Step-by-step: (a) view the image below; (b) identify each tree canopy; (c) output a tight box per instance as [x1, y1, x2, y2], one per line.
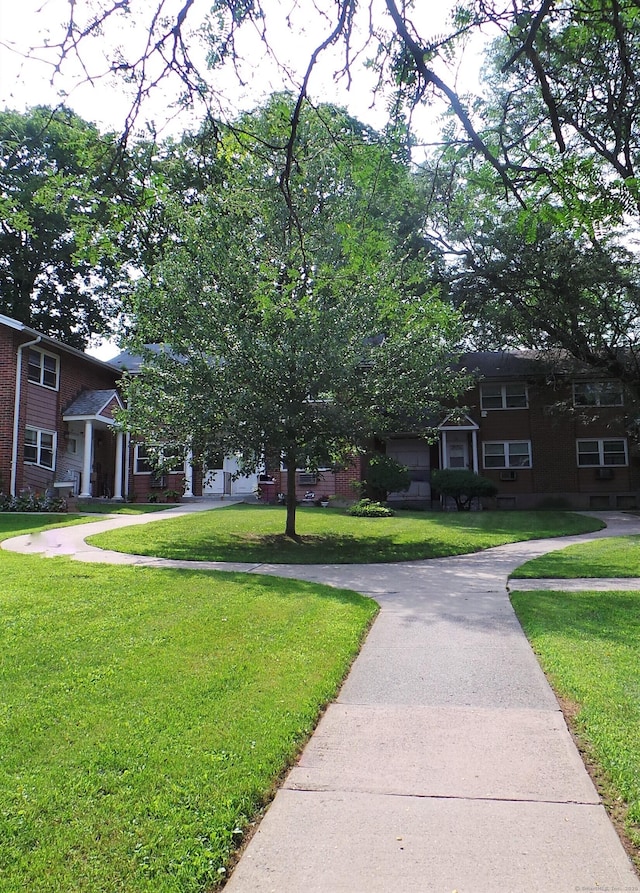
[0, 106, 133, 348]
[121, 96, 468, 536]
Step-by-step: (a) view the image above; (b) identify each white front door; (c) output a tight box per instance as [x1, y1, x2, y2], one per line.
[447, 439, 469, 469]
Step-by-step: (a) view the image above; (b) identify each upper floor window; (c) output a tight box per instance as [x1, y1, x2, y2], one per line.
[27, 348, 59, 390]
[573, 381, 623, 407]
[24, 427, 56, 469]
[577, 438, 627, 467]
[480, 383, 528, 410]
[483, 441, 532, 469]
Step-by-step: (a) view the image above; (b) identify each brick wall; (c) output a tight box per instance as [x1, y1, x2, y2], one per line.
[1, 325, 121, 494]
[269, 456, 363, 502]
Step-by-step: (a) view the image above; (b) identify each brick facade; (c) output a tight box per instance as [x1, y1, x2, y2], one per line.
[2, 318, 637, 510]
[0, 320, 121, 496]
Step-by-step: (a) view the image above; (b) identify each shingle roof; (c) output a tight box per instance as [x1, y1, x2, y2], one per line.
[459, 349, 595, 379]
[63, 389, 121, 418]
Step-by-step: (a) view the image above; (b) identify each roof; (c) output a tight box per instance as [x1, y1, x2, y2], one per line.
[460, 349, 599, 380]
[63, 389, 123, 421]
[0, 313, 121, 377]
[109, 343, 184, 373]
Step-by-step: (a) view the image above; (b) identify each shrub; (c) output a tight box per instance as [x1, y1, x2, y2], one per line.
[0, 492, 67, 513]
[348, 498, 395, 518]
[364, 454, 410, 499]
[431, 468, 498, 511]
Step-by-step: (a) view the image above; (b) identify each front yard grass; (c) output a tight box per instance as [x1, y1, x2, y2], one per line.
[511, 535, 640, 578]
[0, 512, 89, 538]
[511, 587, 640, 864]
[0, 521, 377, 892]
[88, 505, 603, 564]
[77, 502, 178, 515]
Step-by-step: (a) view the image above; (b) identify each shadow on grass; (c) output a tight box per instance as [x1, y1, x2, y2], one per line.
[106, 531, 489, 564]
[89, 506, 604, 565]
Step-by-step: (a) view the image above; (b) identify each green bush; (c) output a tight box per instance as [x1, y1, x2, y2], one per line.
[431, 468, 498, 511]
[0, 492, 67, 513]
[364, 454, 410, 499]
[347, 498, 395, 517]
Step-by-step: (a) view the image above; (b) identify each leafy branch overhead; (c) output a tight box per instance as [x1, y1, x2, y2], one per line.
[16, 1, 640, 213]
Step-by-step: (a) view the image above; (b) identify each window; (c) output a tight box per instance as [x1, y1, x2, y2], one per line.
[573, 381, 623, 407]
[134, 444, 153, 474]
[134, 443, 184, 474]
[480, 383, 528, 410]
[27, 348, 59, 389]
[24, 427, 56, 469]
[577, 439, 627, 467]
[483, 441, 532, 469]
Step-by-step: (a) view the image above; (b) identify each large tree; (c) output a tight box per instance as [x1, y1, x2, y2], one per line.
[122, 97, 468, 537]
[0, 106, 137, 347]
[11, 1, 640, 207]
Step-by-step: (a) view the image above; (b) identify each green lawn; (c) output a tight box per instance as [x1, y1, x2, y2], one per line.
[77, 503, 178, 515]
[0, 520, 377, 892]
[0, 512, 89, 538]
[88, 505, 603, 564]
[511, 587, 640, 862]
[511, 535, 640, 578]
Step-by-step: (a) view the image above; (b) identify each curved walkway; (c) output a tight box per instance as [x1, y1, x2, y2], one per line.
[4, 507, 640, 892]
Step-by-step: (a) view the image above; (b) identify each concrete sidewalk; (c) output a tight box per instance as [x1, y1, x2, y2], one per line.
[223, 514, 640, 893]
[4, 508, 640, 891]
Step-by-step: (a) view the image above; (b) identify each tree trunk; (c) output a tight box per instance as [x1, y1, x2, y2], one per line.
[285, 460, 298, 539]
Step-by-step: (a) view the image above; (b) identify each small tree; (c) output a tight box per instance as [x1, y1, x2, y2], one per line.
[122, 97, 470, 538]
[431, 469, 497, 512]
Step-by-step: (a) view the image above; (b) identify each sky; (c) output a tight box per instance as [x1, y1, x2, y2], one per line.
[0, 0, 489, 358]
[0, 0, 487, 137]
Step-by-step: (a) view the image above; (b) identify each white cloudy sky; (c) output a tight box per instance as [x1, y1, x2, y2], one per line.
[0, 0, 487, 139]
[0, 0, 489, 359]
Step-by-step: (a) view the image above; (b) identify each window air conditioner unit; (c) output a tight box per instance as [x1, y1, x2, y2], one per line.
[500, 470, 518, 481]
[595, 467, 614, 480]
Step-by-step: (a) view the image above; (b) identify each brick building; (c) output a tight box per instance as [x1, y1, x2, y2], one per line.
[0, 314, 123, 499]
[2, 313, 638, 509]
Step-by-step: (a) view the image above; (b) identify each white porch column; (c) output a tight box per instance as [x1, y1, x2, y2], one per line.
[183, 450, 194, 497]
[79, 421, 93, 497]
[471, 429, 479, 472]
[113, 431, 124, 500]
[441, 430, 448, 469]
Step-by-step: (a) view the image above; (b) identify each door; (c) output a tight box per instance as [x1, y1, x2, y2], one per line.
[447, 438, 469, 469]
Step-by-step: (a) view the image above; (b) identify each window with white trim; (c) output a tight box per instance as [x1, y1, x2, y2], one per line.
[24, 427, 56, 469]
[573, 381, 623, 407]
[27, 348, 59, 390]
[480, 383, 528, 410]
[483, 441, 532, 469]
[134, 443, 183, 474]
[577, 438, 627, 467]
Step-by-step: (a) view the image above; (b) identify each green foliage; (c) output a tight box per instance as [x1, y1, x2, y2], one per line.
[364, 453, 411, 498]
[347, 498, 395, 517]
[121, 95, 469, 537]
[431, 468, 498, 511]
[0, 492, 67, 513]
[0, 106, 131, 347]
[89, 504, 603, 564]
